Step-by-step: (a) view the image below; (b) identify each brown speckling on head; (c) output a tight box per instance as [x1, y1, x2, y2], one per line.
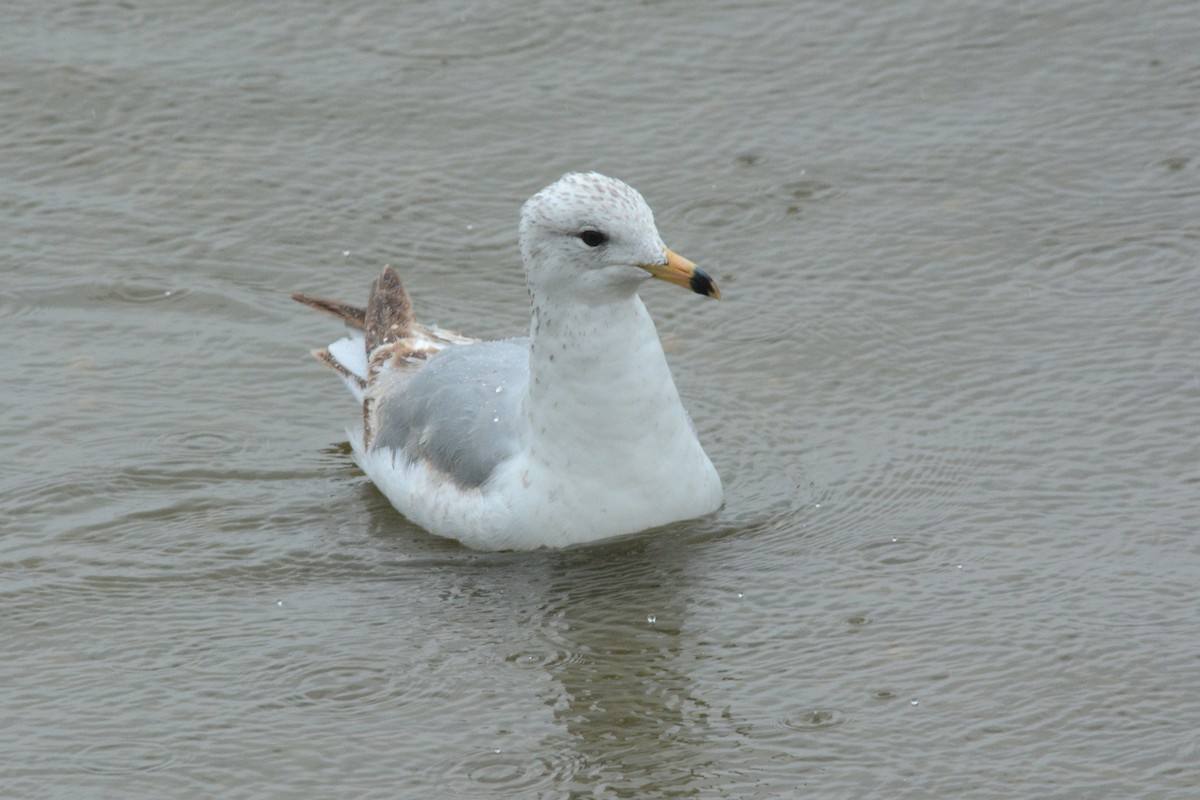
[519, 172, 656, 246]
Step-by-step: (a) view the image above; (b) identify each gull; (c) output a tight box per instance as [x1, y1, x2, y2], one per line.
[294, 172, 723, 550]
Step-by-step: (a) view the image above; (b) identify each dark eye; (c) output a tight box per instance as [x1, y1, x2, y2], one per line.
[578, 229, 608, 247]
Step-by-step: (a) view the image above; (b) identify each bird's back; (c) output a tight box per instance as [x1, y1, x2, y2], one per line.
[372, 339, 530, 489]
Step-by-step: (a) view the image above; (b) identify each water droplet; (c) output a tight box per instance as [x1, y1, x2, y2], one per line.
[492, 416, 500, 423]
[891, 537, 898, 543]
[495, 386, 504, 393]
[342, 250, 350, 257]
[910, 699, 919, 706]
[814, 502, 821, 508]
[646, 614, 657, 624]
[956, 564, 963, 569]
[276, 600, 283, 606]
[736, 592, 743, 599]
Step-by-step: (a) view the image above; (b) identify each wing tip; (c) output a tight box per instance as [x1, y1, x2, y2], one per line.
[365, 266, 416, 354]
[292, 292, 368, 330]
[311, 347, 367, 392]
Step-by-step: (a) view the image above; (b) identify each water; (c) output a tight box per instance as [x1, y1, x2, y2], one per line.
[3, 1, 1198, 797]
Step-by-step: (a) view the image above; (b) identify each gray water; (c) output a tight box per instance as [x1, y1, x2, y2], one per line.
[3, 1, 1198, 797]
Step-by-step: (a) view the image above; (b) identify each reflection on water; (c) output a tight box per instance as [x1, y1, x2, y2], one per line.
[541, 545, 716, 795]
[363, 494, 731, 793]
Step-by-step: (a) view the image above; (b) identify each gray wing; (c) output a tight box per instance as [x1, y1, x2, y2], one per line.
[372, 338, 530, 488]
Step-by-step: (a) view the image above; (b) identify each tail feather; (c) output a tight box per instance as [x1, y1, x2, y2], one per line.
[295, 265, 478, 448]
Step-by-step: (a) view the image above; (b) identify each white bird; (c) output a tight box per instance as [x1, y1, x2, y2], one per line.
[294, 172, 723, 550]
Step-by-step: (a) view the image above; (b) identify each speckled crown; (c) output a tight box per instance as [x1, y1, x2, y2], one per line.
[519, 172, 655, 239]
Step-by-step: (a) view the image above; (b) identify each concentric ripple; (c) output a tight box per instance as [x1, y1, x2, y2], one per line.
[338, 0, 570, 60]
[779, 708, 852, 732]
[72, 740, 178, 775]
[273, 661, 401, 714]
[425, 747, 584, 797]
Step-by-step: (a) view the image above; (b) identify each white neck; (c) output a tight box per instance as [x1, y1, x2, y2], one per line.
[514, 279, 724, 539]
[510, 286, 721, 542]
[525, 289, 688, 452]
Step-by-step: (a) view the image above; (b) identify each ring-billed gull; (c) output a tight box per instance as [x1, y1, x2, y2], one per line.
[294, 172, 723, 550]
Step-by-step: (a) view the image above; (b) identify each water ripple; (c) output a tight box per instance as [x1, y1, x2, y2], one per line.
[266, 660, 405, 716]
[337, 0, 571, 61]
[104, 282, 190, 305]
[425, 747, 584, 797]
[501, 642, 592, 671]
[72, 740, 178, 775]
[0, 285, 35, 320]
[778, 707, 852, 733]
[669, 176, 837, 237]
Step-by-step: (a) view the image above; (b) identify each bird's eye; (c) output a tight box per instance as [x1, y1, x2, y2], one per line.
[578, 229, 608, 248]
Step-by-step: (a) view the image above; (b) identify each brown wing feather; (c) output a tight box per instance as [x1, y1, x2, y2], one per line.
[295, 265, 475, 449]
[364, 266, 414, 354]
[291, 293, 367, 329]
[310, 347, 366, 392]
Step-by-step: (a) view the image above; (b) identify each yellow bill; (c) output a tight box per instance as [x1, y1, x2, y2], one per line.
[641, 247, 721, 300]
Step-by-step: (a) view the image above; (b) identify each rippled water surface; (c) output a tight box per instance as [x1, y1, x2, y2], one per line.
[3, 1, 1199, 797]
